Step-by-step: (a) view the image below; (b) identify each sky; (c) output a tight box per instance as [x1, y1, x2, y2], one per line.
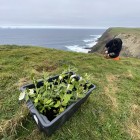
[0, 0, 140, 28]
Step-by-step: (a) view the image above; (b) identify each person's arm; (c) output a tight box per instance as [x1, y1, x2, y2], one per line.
[104, 39, 114, 56]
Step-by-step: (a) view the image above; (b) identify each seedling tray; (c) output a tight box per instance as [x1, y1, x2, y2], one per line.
[20, 72, 96, 136]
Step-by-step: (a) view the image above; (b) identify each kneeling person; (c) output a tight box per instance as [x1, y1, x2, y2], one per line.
[104, 38, 122, 60]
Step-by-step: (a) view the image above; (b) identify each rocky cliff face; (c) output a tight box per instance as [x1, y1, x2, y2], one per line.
[89, 28, 140, 58]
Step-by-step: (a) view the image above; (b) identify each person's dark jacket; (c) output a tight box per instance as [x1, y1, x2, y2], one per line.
[105, 38, 122, 58]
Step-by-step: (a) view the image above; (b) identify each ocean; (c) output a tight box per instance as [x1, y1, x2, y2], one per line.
[0, 28, 105, 53]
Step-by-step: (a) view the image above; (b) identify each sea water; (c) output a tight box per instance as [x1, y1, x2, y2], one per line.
[0, 28, 105, 53]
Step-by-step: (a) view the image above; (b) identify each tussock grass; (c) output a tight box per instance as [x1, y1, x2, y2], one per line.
[126, 104, 140, 140]
[0, 45, 140, 140]
[0, 104, 29, 139]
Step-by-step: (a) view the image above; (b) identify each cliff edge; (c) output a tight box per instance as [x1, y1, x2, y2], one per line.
[89, 27, 140, 58]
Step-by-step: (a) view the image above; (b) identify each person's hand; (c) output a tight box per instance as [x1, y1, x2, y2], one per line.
[109, 52, 115, 56]
[105, 51, 108, 54]
[104, 53, 110, 59]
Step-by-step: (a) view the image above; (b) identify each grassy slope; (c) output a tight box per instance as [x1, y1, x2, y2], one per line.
[0, 45, 140, 140]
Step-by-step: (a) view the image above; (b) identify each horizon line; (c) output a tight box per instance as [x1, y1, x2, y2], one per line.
[0, 25, 108, 29]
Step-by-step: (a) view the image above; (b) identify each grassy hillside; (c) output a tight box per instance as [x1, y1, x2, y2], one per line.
[0, 45, 140, 140]
[89, 27, 140, 58]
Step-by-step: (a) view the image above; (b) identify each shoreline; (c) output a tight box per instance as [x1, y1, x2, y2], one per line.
[0, 29, 104, 54]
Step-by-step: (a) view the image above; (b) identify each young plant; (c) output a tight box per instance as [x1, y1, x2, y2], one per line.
[19, 69, 92, 119]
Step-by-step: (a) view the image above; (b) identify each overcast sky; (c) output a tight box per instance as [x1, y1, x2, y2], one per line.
[0, 0, 140, 28]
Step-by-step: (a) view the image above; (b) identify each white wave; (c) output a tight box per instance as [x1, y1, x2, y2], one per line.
[89, 35, 101, 42]
[83, 38, 95, 43]
[66, 45, 90, 53]
[86, 42, 97, 48]
[84, 35, 101, 43]
[90, 35, 96, 37]
[84, 34, 101, 48]
[90, 34, 101, 38]
[94, 35, 102, 40]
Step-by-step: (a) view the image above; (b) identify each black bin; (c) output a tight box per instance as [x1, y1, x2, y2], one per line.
[20, 72, 96, 136]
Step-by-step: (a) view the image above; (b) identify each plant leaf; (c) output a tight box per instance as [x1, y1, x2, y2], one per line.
[67, 84, 73, 91]
[28, 89, 34, 95]
[62, 94, 72, 106]
[46, 99, 53, 104]
[25, 94, 29, 101]
[59, 107, 65, 113]
[34, 98, 38, 103]
[19, 91, 26, 101]
[77, 94, 85, 99]
[54, 101, 61, 108]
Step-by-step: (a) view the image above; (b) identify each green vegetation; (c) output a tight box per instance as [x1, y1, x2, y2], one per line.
[0, 45, 140, 140]
[109, 27, 140, 35]
[19, 70, 92, 118]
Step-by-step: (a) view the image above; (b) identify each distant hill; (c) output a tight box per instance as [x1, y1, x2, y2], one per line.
[89, 27, 140, 58]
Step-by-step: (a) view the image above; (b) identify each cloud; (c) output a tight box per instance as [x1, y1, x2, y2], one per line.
[0, 0, 140, 27]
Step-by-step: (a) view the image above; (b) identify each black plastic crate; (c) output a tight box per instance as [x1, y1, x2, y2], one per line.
[20, 72, 96, 136]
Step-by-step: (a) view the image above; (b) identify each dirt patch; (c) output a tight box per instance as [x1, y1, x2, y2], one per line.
[126, 104, 140, 140]
[127, 123, 140, 140]
[35, 64, 57, 72]
[35, 60, 57, 72]
[104, 87, 118, 109]
[119, 70, 134, 80]
[106, 74, 118, 92]
[23, 128, 43, 140]
[103, 74, 119, 110]
[131, 104, 140, 117]
[125, 70, 134, 79]
[17, 77, 30, 88]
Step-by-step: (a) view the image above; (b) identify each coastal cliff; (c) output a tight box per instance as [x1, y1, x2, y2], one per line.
[89, 27, 140, 58]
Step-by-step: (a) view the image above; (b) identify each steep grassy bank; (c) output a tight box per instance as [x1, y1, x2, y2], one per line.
[89, 27, 140, 58]
[0, 45, 140, 140]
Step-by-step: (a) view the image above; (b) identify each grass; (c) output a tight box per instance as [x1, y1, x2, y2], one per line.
[0, 45, 140, 140]
[109, 27, 140, 35]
